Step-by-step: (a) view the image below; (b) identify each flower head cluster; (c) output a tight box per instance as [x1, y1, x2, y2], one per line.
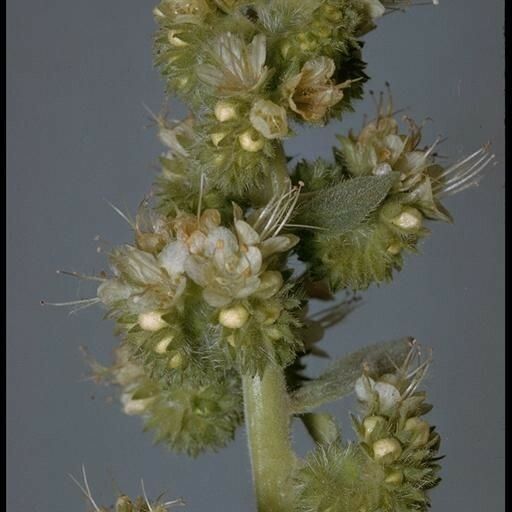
[96, 191, 302, 376]
[352, 341, 441, 510]
[293, 341, 441, 512]
[101, 345, 243, 456]
[71, 466, 184, 512]
[296, 93, 494, 290]
[153, 0, 370, 196]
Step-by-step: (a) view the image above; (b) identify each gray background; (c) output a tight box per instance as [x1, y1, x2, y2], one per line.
[6, 1, 505, 511]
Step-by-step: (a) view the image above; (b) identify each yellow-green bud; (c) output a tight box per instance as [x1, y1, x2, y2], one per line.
[238, 130, 264, 152]
[219, 305, 249, 329]
[373, 437, 402, 464]
[384, 470, 404, 485]
[211, 132, 227, 147]
[138, 311, 167, 332]
[122, 396, 154, 416]
[404, 417, 431, 447]
[214, 101, 237, 122]
[267, 327, 283, 340]
[261, 304, 282, 325]
[169, 352, 184, 368]
[391, 207, 423, 232]
[363, 415, 387, 438]
[280, 41, 292, 58]
[154, 336, 174, 354]
[168, 30, 188, 47]
[115, 495, 133, 512]
[386, 243, 402, 255]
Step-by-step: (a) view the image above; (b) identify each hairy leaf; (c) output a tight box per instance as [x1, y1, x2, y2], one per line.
[290, 337, 413, 413]
[297, 173, 398, 234]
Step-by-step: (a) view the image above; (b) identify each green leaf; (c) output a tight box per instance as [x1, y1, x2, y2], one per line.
[290, 337, 413, 414]
[297, 173, 398, 234]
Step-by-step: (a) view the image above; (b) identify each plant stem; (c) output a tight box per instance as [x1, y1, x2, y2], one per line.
[242, 363, 297, 512]
[271, 143, 291, 196]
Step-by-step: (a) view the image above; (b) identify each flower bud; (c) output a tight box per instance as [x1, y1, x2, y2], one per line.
[267, 327, 283, 340]
[363, 415, 387, 439]
[211, 132, 227, 147]
[384, 470, 404, 485]
[115, 495, 133, 512]
[372, 437, 402, 464]
[253, 271, 283, 299]
[165, 353, 182, 369]
[154, 336, 174, 354]
[238, 130, 264, 152]
[261, 304, 282, 325]
[168, 30, 188, 47]
[122, 395, 155, 416]
[386, 243, 402, 255]
[404, 417, 431, 447]
[391, 206, 423, 232]
[219, 305, 249, 329]
[249, 99, 288, 140]
[138, 311, 168, 332]
[214, 101, 237, 122]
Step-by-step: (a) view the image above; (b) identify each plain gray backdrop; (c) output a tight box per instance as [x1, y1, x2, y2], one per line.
[6, 1, 505, 511]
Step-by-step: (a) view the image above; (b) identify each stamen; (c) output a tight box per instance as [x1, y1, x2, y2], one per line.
[197, 172, 206, 224]
[69, 466, 101, 512]
[56, 270, 106, 282]
[141, 479, 154, 512]
[284, 224, 328, 231]
[258, 184, 297, 239]
[272, 181, 304, 237]
[434, 145, 495, 197]
[106, 200, 135, 229]
[40, 297, 101, 315]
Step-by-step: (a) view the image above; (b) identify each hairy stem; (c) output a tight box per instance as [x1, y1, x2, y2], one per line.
[242, 362, 297, 512]
[271, 143, 292, 196]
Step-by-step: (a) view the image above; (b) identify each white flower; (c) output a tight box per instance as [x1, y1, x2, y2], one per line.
[196, 33, 268, 95]
[249, 99, 288, 139]
[281, 57, 352, 122]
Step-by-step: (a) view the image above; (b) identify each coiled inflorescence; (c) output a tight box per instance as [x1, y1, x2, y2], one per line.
[294, 343, 441, 512]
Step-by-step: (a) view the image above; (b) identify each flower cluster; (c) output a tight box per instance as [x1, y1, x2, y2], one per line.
[352, 342, 441, 511]
[72, 466, 184, 511]
[105, 345, 243, 456]
[97, 189, 303, 379]
[152, 0, 371, 196]
[293, 342, 441, 512]
[296, 94, 494, 290]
